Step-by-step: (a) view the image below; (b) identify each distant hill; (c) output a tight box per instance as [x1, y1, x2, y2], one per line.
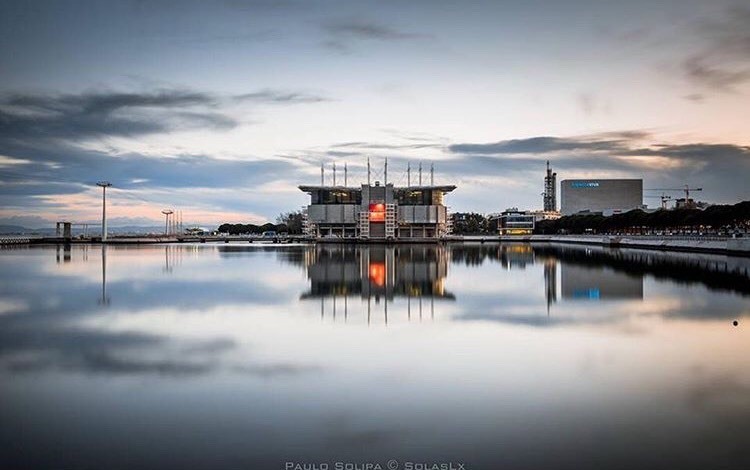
[0, 225, 170, 235]
[0, 225, 34, 234]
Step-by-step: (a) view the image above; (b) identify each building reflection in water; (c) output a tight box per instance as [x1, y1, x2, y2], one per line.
[543, 257, 557, 315]
[55, 243, 72, 263]
[300, 245, 455, 324]
[536, 246, 644, 311]
[560, 263, 643, 300]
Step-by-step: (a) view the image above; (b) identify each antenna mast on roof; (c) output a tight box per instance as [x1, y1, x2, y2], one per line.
[384, 158, 388, 185]
[430, 163, 434, 186]
[333, 162, 337, 186]
[344, 162, 348, 187]
[320, 162, 324, 186]
[367, 157, 371, 186]
[407, 162, 411, 187]
[418, 162, 422, 186]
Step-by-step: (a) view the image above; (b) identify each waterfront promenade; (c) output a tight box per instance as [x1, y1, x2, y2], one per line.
[466, 234, 750, 256]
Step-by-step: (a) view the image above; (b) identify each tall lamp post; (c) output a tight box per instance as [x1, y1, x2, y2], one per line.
[96, 181, 112, 241]
[162, 209, 173, 236]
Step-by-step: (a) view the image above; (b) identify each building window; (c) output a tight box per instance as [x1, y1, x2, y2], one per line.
[369, 203, 385, 222]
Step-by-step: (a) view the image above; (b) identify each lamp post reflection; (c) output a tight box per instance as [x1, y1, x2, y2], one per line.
[99, 245, 110, 306]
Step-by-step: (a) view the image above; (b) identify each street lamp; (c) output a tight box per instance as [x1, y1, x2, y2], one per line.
[96, 181, 112, 241]
[162, 209, 174, 235]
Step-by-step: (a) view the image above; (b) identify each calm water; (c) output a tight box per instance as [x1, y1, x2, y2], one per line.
[1, 243, 749, 470]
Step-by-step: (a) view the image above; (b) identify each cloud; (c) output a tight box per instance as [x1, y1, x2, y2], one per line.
[0, 89, 234, 141]
[233, 363, 322, 378]
[323, 18, 426, 41]
[448, 135, 634, 155]
[321, 18, 429, 52]
[683, 56, 750, 91]
[0, 86, 332, 145]
[235, 89, 330, 103]
[445, 132, 750, 204]
[682, 6, 750, 91]
[0, 87, 330, 219]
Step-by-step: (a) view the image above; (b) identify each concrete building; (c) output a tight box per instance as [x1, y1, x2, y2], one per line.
[560, 179, 643, 215]
[497, 208, 535, 235]
[300, 178, 456, 241]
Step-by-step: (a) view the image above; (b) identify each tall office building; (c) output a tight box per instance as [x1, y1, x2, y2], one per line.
[543, 161, 557, 212]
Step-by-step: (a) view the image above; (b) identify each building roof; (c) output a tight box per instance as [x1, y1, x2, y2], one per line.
[299, 184, 457, 193]
[298, 185, 359, 192]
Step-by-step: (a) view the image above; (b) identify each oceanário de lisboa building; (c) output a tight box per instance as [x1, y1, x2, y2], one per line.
[299, 161, 456, 242]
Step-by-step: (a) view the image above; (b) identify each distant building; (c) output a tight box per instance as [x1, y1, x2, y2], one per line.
[560, 179, 643, 216]
[300, 177, 456, 241]
[498, 208, 535, 235]
[543, 161, 557, 212]
[675, 198, 710, 210]
[529, 210, 561, 222]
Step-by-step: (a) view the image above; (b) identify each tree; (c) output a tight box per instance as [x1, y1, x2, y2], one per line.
[276, 210, 304, 234]
[451, 212, 490, 234]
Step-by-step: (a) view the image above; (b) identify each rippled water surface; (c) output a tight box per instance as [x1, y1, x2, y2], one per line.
[1, 243, 749, 469]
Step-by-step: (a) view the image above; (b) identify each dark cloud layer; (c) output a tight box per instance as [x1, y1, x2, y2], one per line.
[0, 88, 322, 215]
[0, 90, 234, 141]
[330, 132, 750, 204]
[448, 136, 633, 155]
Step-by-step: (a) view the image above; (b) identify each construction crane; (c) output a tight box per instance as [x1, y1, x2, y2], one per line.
[645, 185, 703, 209]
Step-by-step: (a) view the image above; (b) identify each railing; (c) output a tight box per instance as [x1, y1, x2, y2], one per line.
[0, 236, 37, 245]
[591, 234, 730, 242]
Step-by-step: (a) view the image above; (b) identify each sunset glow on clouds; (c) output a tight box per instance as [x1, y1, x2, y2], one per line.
[1, 0, 749, 227]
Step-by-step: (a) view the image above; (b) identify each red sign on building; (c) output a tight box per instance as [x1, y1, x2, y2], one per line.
[369, 203, 385, 222]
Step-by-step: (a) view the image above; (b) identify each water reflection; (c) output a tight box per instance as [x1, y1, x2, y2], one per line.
[298, 245, 453, 324]
[0, 243, 749, 469]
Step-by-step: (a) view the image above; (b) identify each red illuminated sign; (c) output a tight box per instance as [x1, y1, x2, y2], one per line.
[368, 262, 386, 287]
[369, 203, 385, 222]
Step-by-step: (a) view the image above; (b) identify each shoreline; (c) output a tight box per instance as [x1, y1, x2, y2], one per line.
[3, 234, 750, 256]
[495, 234, 750, 256]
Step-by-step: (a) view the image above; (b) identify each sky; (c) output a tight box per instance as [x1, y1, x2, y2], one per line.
[0, 0, 749, 227]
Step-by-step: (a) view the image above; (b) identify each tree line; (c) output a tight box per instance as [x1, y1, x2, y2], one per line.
[217, 202, 750, 236]
[535, 201, 750, 235]
[218, 211, 304, 235]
